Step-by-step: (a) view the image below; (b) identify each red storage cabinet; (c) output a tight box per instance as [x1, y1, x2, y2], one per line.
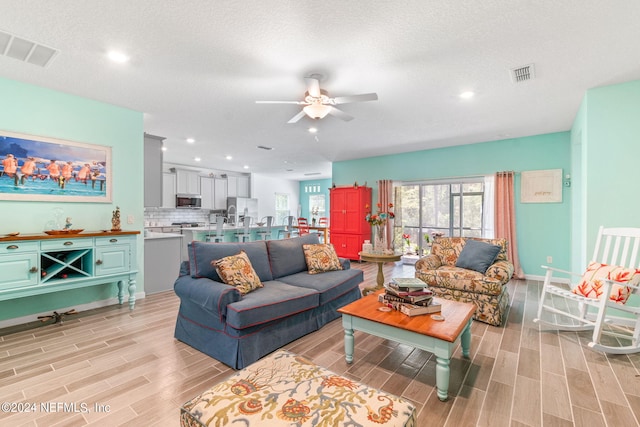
[329, 186, 372, 260]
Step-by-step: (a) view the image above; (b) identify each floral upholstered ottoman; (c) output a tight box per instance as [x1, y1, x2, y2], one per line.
[180, 350, 416, 426]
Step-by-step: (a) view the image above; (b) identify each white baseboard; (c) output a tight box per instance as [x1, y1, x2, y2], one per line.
[524, 274, 571, 285]
[0, 292, 146, 330]
[523, 274, 571, 285]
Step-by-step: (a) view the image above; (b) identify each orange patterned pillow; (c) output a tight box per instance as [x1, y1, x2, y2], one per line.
[212, 250, 263, 295]
[571, 261, 640, 304]
[303, 244, 343, 275]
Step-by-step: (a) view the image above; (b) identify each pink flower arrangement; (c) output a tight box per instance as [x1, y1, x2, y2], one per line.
[365, 203, 395, 226]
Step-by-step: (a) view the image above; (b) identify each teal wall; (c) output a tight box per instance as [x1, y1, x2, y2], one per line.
[580, 80, 640, 264]
[0, 77, 144, 321]
[299, 179, 332, 221]
[333, 132, 572, 276]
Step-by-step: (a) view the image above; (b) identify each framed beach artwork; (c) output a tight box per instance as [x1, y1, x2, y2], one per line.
[520, 169, 562, 203]
[0, 130, 112, 203]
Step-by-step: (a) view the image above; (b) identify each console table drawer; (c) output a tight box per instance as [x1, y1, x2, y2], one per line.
[1, 241, 39, 254]
[95, 236, 132, 246]
[41, 239, 93, 251]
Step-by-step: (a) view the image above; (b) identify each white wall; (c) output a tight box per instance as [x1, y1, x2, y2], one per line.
[252, 173, 300, 222]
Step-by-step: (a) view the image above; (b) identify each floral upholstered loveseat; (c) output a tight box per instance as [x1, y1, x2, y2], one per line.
[414, 237, 514, 326]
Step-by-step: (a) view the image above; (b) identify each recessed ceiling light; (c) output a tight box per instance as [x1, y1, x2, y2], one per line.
[225, 155, 232, 160]
[243, 165, 249, 169]
[186, 138, 195, 143]
[161, 146, 167, 152]
[459, 91, 474, 99]
[107, 50, 129, 63]
[194, 157, 201, 162]
[308, 127, 318, 133]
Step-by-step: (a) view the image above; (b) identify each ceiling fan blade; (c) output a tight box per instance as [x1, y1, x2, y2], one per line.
[328, 106, 354, 121]
[256, 100, 307, 104]
[287, 110, 307, 124]
[304, 76, 321, 98]
[332, 93, 378, 104]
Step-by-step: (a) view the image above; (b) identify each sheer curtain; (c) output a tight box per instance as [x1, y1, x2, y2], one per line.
[483, 174, 495, 238]
[378, 179, 393, 251]
[495, 171, 524, 279]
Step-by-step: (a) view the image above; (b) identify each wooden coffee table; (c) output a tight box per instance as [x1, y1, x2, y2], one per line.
[338, 290, 475, 401]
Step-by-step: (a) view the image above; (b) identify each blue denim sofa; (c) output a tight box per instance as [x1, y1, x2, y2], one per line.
[173, 234, 363, 369]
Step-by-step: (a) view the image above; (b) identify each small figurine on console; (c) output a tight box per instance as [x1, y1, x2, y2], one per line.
[64, 217, 72, 230]
[111, 206, 121, 231]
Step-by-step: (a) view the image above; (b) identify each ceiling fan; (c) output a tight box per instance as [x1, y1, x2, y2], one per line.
[256, 74, 378, 123]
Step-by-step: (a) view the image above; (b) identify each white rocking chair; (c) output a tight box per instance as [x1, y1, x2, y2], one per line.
[533, 226, 640, 354]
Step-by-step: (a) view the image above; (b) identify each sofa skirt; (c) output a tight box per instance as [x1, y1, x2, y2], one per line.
[174, 286, 362, 369]
[428, 284, 510, 326]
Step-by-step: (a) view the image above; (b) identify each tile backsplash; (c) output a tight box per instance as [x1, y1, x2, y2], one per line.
[144, 208, 209, 226]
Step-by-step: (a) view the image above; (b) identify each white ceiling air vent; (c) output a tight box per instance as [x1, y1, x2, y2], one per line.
[510, 64, 535, 83]
[0, 29, 58, 68]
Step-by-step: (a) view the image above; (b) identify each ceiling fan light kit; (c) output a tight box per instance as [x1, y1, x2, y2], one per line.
[303, 103, 331, 119]
[256, 75, 378, 124]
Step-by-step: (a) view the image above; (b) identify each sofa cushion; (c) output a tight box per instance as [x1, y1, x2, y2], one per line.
[303, 243, 342, 274]
[571, 261, 640, 304]
[225, 281, 320, 329]
[267, 234, 320, 279]
[188, 241, 273, 282]
[278, 268, 364, 305]
[455, 239, 502, 273]
[213, 251, 263, 295]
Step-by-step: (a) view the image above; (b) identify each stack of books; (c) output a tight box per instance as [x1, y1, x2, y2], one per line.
[379, 278, 442, 316]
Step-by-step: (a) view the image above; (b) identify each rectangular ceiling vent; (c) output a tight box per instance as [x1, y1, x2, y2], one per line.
[0, 29, 58, 68]
[510, 64, 535, 83]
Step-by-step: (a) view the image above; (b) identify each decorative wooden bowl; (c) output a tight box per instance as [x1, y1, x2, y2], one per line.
[44, 229, 84, 235]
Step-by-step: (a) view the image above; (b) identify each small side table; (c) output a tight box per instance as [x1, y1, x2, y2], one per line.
[359, 252, 401, 295]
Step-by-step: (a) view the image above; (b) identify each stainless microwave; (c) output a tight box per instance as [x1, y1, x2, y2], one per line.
[176, 194, 202, 209]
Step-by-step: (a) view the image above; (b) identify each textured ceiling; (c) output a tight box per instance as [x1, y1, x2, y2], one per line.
[0, 0, 639, 180]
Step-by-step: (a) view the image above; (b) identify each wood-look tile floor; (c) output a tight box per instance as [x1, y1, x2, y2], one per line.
[1, 261, 640, 426]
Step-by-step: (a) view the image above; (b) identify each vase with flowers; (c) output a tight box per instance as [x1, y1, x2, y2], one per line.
[365, 202, 395, 254]
[402, 233, 413, 254]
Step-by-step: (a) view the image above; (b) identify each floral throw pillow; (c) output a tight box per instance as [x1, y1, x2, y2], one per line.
[212, 250, 263, 295]
[571, 261, 640, 304]
[303, 244, 343, 275]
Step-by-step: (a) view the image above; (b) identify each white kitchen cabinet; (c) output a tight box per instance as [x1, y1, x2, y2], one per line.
[200, 176, 214, 209]
[214, 178, 227, 209]
[227, 176, 237, 197]
[201, 176, 228, 209]
[236, 175, 250, 197]
[162, 173, 176, 208]
[176, 169, 200, 194]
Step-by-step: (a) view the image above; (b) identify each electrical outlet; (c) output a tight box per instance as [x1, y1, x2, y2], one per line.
[546, 256, 553, 264]
[127, 214, 135, 224]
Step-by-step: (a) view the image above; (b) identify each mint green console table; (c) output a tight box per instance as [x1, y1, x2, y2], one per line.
[0, 231, 139, 309]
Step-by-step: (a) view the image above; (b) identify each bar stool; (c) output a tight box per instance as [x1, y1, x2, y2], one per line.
[256, 216, 273, 240]
[278, 216, 298, 239]
[235, 216, 252, 242]
[205, 216, 226, 242]
[297, 217, 310, 236]
[315, 217, 329, 242]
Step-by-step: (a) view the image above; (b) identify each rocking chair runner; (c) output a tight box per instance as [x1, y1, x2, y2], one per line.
[533, 226, 640, 354]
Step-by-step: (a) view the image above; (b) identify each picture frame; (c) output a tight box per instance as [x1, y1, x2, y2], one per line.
[0, 130, 112, 203]
[520, 169, 562, 203]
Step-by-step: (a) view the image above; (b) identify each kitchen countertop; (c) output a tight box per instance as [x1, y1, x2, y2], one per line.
[186, 225, 284, 232]
[144, 232, 184, 240]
